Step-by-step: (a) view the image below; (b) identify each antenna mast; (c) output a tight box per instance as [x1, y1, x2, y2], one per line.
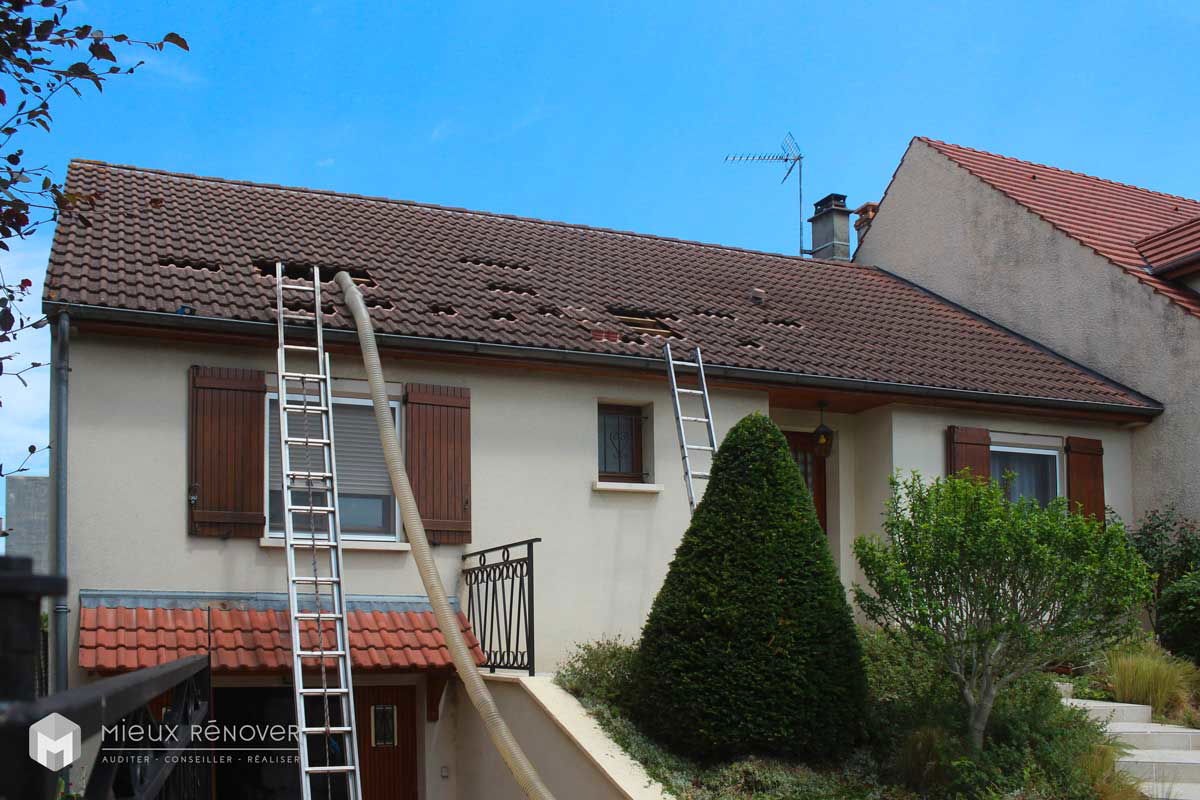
[725, 132, 805, 256]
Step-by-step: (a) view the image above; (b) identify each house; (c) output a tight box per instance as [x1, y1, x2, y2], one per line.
[855, 137, 1200, 524]
[42, 159, 1159, 799]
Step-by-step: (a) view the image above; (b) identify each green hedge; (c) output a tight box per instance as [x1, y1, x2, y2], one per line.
[1160, 570, 1200, 664]
[629, 412, 867, 761]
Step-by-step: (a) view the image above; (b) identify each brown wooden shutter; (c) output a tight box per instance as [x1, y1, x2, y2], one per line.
[946, 426, 991, 479]
[188, 366, 267, 538]
[404, 384, 471, 544]
[1065, 436, 1105, 520]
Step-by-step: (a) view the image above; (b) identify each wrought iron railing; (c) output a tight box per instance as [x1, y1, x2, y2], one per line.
[0, 556, 213, 800]
[461, 538, 540, 675]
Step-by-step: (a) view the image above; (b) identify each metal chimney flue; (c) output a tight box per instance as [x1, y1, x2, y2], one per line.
[808, 193, 852, 261]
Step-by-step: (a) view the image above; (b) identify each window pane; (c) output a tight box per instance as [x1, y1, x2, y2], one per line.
[598, 409, 640, 476]
[371, 704, 396, 747]
[268, 399, 396, 538]
[990, 449, 1057, 505]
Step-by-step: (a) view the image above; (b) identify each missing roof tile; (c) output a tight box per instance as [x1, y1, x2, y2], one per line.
[158, 256, 221, 273]
[739, 337, 763, 349]
[253, 258, 376, 287]
[536, 305, 563, 317]
[487, 282, 537, 296]
[282, 297, 336, 316]
[430, 302, 456, 316]
[490, 310, 517, 322]
[608, 307, 678, 338]
[694, 307, 735, 320]
[460, 256, 531, 271]
[365, 298, 393, 310]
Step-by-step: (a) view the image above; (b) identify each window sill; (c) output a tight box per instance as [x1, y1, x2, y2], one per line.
[259, 537, 412, 552]
[592, 481, 663, 494]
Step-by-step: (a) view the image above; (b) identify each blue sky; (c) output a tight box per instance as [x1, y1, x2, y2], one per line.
[2, 0, 1199, 521]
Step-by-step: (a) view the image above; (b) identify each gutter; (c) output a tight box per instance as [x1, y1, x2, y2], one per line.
[43, 300, 1164, 419]
[52, 312, 70, 693]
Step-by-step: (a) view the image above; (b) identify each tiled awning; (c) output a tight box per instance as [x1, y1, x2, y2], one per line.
[78, 591, 484, 673]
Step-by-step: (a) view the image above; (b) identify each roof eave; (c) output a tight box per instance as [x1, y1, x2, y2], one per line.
[45, 300, 1164, 420]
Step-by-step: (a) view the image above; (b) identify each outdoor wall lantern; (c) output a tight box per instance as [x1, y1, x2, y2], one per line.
[812, 401, 834, 458]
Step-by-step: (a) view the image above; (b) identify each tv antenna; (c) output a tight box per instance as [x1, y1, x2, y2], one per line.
[725, 132, 806, 255]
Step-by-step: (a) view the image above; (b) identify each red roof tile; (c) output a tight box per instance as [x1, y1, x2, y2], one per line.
[78, 605, 484, 673]
[1135, 216, 1200, 276]
[42, 159, 1156, 413]
[919, 138, 1200, 318]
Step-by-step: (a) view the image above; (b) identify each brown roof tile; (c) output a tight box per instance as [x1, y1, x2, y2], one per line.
[44, 159, 1156, 413]
[920, 138, 1200, 318]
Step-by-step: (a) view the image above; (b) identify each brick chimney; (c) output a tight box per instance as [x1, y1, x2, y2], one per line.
[853, 202, 879, 244]
[808, 193, 851, 260]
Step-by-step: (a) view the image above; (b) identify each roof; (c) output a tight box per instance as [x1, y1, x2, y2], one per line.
[44, 159, 1157, 414]
[1136, 216, 1200, 276]
[919, 137, 1200, 317]
[78, 603, 484, 673]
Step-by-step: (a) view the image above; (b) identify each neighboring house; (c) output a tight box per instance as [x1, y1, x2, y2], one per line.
[42, 160, 1159, 799]
[5, 475, 51, 574]
[855, 137, 1200, 524]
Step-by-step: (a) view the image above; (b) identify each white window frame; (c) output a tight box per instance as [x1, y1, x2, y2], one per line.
[264, 392, 403, 542]
[989, 444, 1063, 501]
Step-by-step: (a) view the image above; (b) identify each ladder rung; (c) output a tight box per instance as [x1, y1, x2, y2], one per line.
[306, 765, 356, 774]
[287, 539, 336, 549]
[285, 437, 331, 445]
[301, 726, 352, 735]
[279, 283, 316, 293]
[283, 344, 319, 352]
[281, 371, 326, 381]
[286, 506, 335, 514]
[296, 650, 346, 658]
[294, 612, 344, 620]
[282, 311, 317, 321]
[676, 388, 704, 395]
[686, 445, 714, 451]
[681, 416, 710, 423]
[287, 470, 333, 478]
[283, 404, 329, 413]
[672, 361, 700, 368]
[692, 472, 711, 479]
[293, 576, 340, 584]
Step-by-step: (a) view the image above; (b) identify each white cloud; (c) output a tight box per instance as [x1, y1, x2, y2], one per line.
[315, 157, 336, 168]
[430, 120, 453, 142]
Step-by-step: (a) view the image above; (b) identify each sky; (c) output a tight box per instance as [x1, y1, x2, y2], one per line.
[2, 0, 1199, 523]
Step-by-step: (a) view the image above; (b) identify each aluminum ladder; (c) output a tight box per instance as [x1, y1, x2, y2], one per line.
[664, 343, 718, 513]
[273, 261, 363, 800]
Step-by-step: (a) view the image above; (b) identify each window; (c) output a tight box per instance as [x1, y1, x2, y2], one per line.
[990, 446, 1060, 506]
[266, 396, 401, 540]
[784, 431, 827, 530]
[597, 404, 647, 483]
[371, 704, 397, 747]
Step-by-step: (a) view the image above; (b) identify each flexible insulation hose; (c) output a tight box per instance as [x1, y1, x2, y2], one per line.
[334, 272, 556, 800]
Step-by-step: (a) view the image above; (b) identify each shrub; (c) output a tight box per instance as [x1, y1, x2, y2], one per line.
[553, 636, 637, 707]
[855, 472, 1151, 751]
[629, 413, 867, 762]
[1123, 505, 1200, 632]
[1159, 570, 1200, 663]
[859, 628, 958, 753]
[1107, 640, 1198, 717]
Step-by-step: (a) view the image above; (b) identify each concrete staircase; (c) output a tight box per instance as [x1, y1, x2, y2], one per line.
[1066, 698, 1200, 800]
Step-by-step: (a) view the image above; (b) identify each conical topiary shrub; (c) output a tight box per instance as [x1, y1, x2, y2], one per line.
[629, 412, 867, 761]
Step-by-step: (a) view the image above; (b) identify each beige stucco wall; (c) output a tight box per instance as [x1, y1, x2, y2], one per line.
[855, 139, 1194, 523]
[61, 331, 765, 691]
[455, 675, 667, 800]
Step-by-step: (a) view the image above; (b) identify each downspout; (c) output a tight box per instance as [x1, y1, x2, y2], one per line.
[52, 312, 70, 692]
[334, 272, 555, 800]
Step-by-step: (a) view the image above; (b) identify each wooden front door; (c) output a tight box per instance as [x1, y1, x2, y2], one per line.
[354, 685, 418, 800]
[784, 431, 827, 530]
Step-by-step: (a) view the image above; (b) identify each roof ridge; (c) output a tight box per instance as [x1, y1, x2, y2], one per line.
[68, 157, 864, 270]
[915, 137, 1200, 208]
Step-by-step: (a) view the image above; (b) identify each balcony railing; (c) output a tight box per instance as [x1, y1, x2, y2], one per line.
[0, 556, 213, 800]
[461, 538, 540, 676]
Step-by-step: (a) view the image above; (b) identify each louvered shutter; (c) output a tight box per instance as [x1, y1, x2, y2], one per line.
[404, 384, 471, 544]
[945, 426, 991, 479]
[188, 366, 267, 538]
[1065, 437, 1105, 520]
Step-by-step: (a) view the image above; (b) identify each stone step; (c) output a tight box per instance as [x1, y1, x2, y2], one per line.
[1065, 698, 1152, 724]
[1118, 750, 1200, 784]
[1109, 722, 1200, 751]
[1140, 780, 1200, 800]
